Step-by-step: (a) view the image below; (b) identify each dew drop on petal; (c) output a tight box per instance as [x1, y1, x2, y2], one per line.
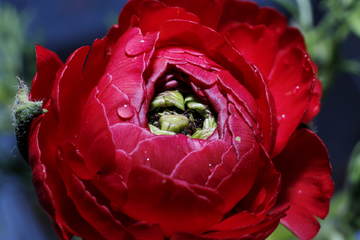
[277, 114, 286, 123]
[111, 201, 121, 211]
[209, 163, 215, 173]
[117, 104, 135, 120]
[292, 86, 300, 96]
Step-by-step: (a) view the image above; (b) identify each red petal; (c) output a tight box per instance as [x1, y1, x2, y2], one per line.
[205, 210, 286, 239]
[217, 70, 262, 143]
[158, 19, 261, 99]
[58, 143, 94, 180]
[278, 27, 306, 53]
[171, 210, 286, 239]
[218, 1, 287, 35]
[160, 0, 223, 29]
[52, 46, 90, 142]
[98, 83, 139, 125]
[29, 118, 72, 240]
[268, 48, 315, 157]
[65, 174, 134, 240]
[137, 0, 200, 33]
[215, 135, 260, 213]
[127, 222, 164, 240]
[130, 134, 206, 175]
[78, 93, 116, 174]
[226, 24, 279, 78]
[236, 148, 281, 217]
[31, 111, 107, 239]
[271, 129, 334, 240]
[81, 37, 110, 108]
[104, 28, 158, 114]
[252, 7, 287, 35]
[302, 78, 322, 123]
[206, 146, 238, 189]
[91, 172, 128, 208]
[29, 44, 63, 102]
[218, 1, 259, 33]
[122, 165, 223, 237]
[110, 123, 154, 154]
[170, 140, 229, 185]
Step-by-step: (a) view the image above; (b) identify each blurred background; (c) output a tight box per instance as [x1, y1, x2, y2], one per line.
[0, 0, 359, 239]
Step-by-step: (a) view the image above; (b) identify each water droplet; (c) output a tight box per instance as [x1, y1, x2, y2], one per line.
[111, 201, 121, 211]
[277, 114, 286, 123]
[75, 135, 78, 138]
[292, 86, 300, 95]
[209, 163, 215, 173]
[162, 179, 167, 184]
[117, 104, 135, 120]
[146, 158, 150, 161]
[254, 69, 258, 73]
[145, 151, 147, 154]
[140, 40, 145, 43]
[304, 54, 307, 58]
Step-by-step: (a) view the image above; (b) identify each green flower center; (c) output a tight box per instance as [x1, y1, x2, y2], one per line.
[147, 90, 217, 139]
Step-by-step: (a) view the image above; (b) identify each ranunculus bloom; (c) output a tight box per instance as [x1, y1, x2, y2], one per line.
[26, 0, 334, 239]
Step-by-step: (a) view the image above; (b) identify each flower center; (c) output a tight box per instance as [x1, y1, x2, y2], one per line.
[147, 90, 217, 139]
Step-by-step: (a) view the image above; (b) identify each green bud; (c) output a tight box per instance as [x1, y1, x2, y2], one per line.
[159, 114, 189, 133]
[148, 124, 176, 136]
[203, 115, 217, 129]
[13, 77, 47, 128]
[192, 128, 216, 139]
[149, 90, 185, 111]
[13, 77, 47, 161]
[185, 94, 211, 117]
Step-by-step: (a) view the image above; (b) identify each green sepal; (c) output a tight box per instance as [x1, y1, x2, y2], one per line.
[185, 94, 211, 117]
[13, 78, 47, 161]
[192, 128, 216, 139]
[149, 124, 176, 136]
[149, 90, 185, 112]
[13, 78, 47, 128]
[203, 115, 217, 129]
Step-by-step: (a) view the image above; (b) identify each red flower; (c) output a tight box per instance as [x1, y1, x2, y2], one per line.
[26, 0, 333, 239]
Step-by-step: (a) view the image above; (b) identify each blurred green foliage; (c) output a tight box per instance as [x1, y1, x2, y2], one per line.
[0, 3, 36, 133]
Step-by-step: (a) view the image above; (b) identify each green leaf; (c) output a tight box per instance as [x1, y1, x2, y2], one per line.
[347, 1, 360, 37]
